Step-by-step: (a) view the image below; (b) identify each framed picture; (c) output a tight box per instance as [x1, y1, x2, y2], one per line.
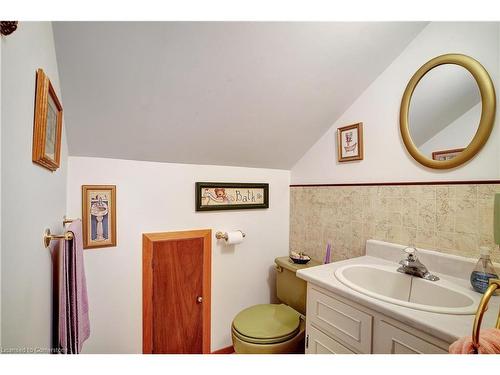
[196, 182, 269, 211]
[337, 122, 363, 162]
[32, 69, 63, 171]
[82, 185, 117, 249]
[432, 148, 465, 161]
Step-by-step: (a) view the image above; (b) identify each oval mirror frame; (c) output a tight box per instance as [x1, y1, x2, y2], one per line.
[400, 54, 496, 169]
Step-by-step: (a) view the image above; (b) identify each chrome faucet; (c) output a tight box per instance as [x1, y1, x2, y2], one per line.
[397, 247, 439, 281]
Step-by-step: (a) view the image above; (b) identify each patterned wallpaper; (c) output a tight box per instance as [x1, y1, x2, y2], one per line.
[290, 183, 500, 264]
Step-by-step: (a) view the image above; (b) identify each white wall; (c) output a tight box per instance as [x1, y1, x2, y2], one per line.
[1, 22, 68, 351]
[0, 29, 3, 348]
[66, 156, 290, 353]
[419, 103, 481, 157]
[291, 22, 500, 184]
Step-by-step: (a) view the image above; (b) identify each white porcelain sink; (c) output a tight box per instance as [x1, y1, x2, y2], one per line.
[334, 264, 478, 315]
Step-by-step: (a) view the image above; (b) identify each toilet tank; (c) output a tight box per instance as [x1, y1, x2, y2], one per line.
[275, 256, 321, 316]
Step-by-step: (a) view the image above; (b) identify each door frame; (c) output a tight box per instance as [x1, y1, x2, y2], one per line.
[143, 229, 212, 354]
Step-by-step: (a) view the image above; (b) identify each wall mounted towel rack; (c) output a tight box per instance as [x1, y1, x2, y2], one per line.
[472, 278, 500, 353]
[63, 216, 76, 225]
[44, 228, 73, 248]
[43, 217, 78, 248]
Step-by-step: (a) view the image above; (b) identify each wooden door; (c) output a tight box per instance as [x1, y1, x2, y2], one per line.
[143, 229, 211, 354]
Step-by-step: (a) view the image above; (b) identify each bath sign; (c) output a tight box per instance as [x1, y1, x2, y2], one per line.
[195, 182, 269, 211]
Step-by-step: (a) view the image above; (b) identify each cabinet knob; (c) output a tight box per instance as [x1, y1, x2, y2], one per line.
[196, 296, 203, 304]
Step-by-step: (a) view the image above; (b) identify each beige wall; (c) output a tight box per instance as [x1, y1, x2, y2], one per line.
[290, 183, 500, 264]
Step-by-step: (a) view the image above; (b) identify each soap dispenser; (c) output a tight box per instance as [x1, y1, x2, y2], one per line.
[470, 246, 499, 294]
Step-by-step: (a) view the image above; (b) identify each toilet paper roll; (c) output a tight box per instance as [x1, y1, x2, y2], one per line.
[226, 231, 244, 245]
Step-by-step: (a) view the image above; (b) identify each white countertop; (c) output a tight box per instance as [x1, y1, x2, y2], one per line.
[296, 240, 500, 344]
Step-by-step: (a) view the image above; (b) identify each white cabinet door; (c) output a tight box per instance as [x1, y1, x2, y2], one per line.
[305, 282, 452, 355]
[373, 319, 449, 354]
[307, 286, 373, 353]
[306, 324, 355, 354]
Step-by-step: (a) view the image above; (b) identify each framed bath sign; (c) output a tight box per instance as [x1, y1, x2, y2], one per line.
[82, 185, 117, 249]
[195, 182, 269, 211]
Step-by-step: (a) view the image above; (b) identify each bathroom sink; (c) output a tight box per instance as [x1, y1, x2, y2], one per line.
[334, 264, 478, 315]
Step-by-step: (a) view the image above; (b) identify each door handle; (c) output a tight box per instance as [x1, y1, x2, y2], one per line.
[196, 296, 203, 304]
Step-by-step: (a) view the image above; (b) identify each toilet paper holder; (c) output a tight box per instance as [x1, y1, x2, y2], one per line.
[215, 230, 246, 241]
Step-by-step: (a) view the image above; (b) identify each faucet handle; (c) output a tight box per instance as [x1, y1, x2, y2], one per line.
[398, 246, 440, 281]
[403, 246, 418, 261]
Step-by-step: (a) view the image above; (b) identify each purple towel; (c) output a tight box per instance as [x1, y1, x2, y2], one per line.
[52, 219, 90, 354]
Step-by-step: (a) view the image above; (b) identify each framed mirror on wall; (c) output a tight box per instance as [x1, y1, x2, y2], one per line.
[400, 54, 496, 169]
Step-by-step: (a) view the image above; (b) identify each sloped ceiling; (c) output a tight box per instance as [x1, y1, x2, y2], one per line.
[53, 22, 427, 169]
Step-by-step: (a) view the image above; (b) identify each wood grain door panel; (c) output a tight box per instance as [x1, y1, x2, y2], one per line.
[143, 230, 211, 354]
[152, 238, 203, 353]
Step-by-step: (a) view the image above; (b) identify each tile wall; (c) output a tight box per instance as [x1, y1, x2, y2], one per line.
[290, 184, 500, 263]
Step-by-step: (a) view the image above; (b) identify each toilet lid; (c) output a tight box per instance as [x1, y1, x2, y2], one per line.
[232, 304, 300, 343]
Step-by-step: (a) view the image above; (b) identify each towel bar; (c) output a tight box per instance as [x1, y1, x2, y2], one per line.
[472, 278, 500, 353]
[63, 216, 75, 225]
[43, 228, 74, 248]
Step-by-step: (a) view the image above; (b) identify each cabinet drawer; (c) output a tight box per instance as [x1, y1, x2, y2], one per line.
[307, 324, 355, 354]
[307, 286, 373, 353]
[373, 319, 448, 354]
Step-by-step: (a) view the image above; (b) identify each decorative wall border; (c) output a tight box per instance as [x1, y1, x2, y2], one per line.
[290, 180, 500, 187]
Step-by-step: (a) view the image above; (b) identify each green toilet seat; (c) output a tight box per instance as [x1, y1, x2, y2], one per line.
[232, 304, 301, 345]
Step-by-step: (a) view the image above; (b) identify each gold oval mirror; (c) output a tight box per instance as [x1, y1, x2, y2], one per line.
[400, 54, 496, 169]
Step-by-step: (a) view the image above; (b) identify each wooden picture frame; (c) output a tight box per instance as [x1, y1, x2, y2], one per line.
[337, 122, 364, 162]
[82, 185, 117, 249]
[195, 182, 269, 211]
[32, 69, 63, 171]
[432, 148, 466, 161]
[400, 54, 496, 170]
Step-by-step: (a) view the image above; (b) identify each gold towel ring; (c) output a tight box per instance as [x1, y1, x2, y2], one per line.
[472, 278, 500, 353]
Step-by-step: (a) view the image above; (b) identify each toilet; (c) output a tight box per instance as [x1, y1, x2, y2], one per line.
[231, 256, 320, 354]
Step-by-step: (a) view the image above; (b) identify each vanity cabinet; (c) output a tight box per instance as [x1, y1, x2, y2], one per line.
[373, 319, 449, 354]
[306, 324, 355, 354]
[305, 284, 450, 354]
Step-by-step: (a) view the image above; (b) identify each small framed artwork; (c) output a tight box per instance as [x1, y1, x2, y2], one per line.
[32, 69, 63, 171]
[82, 185, 117, 249]
[196, 182, 269, 211]
[337, 122, 364, 162]
[432, 148, 465, 161]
